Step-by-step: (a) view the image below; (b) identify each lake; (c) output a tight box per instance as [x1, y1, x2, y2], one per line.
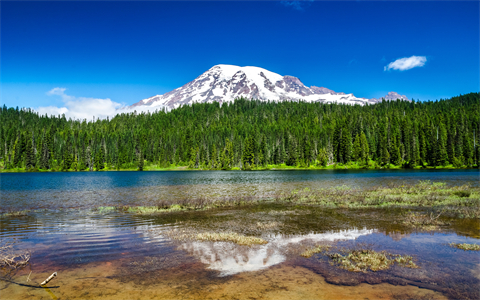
[1, 169, 479, 299]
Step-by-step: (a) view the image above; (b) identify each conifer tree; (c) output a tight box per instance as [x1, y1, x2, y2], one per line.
[359, 132, 369, 164]
[286, 135, 297, 166]
[63, 139, 73, 171]
[137, 149, 144, 171]
[436, 122, 448, 166]
[242, 136, 254, 169]
[188, 146, 197, 169]
[211, 144, 218, 169]
[352, 134, 361, 161]
[259, 137, 267, 166]
[95, 145, 105, 171]
[390, 136, 401, 166]
[12, 136, 21, 168]
[317, 147, 328, 167]
[340, 126, 352, 163]
[303, 135, 311, 166]
[25, 136, 35, 170]
[222, 138, 233, 169]
[71, 154, 78, 171]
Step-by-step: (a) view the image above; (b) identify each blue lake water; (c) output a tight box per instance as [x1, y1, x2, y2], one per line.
[1, 169, 478, 211]
[1, 169, 478, 192]
[1, 169, 479, 299]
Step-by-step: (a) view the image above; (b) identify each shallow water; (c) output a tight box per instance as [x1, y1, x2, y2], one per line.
[1, 170, 479, 299]
[1, 169, 478, 210]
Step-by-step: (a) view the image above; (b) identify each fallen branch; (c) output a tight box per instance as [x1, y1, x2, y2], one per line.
[40, 272, 57, 286]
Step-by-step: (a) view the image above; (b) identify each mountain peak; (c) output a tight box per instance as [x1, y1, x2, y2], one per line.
[369, 91, 410, 103]
[131, 65, 408, 109]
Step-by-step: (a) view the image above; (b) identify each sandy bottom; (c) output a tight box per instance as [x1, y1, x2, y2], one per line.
[2, 259, 447, 300]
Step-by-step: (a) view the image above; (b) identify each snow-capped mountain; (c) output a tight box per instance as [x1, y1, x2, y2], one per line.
[369, 91, 409, 103]
[131, 65, 408, 109]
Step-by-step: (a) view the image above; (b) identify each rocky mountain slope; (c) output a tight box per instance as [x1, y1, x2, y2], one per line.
[131, 65, 408, 110]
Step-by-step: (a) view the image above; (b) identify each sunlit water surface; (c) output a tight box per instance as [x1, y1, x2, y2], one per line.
[1, 170, 479, 299]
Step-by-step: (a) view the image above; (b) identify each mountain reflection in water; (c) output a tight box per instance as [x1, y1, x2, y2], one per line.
[178, 228, 374, 276]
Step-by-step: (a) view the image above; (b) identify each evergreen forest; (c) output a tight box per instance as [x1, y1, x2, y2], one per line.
[1, 93, 478, 172]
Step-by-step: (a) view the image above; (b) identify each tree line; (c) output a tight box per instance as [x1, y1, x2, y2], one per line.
[1, 92, 478, 171]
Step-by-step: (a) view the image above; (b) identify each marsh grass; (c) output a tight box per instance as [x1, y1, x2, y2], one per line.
[256, 221, 281, 230]
[302, 243, 418, 272]
[301, 245, 332, 258]
[0, 210, 30, 218]
[402, 211, 447, 231]
[164, 229, 267, 246]
[92, 181, 479, 219]
[195, 232, 268, 246]
[448, 242, 480, 251]
[328, 249, 418, 273]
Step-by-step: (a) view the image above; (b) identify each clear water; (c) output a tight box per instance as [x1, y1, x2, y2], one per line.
[1, 170, 479, 299]
[1, 169, 478, 210]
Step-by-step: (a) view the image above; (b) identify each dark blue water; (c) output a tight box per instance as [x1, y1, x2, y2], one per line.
[1, 169, 478, 192]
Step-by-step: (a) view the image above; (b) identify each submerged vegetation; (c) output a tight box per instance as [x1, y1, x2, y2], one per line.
[164, 229, 267, 246]
[1, 93, 479, 172]
[301, 245, 333, 258]
[448, 242, 480, 251]
[302, 244, 418, 273]
[402, 211, 447, 231]
[91, 181, 479, 220]
[327, 248, 419, 273]
[0, 240, 30, 272]
[0, 210, 30, 218]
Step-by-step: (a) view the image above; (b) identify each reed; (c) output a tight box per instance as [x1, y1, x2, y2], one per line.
[92, 181, 479, 219]
[164, 229, 267, 246]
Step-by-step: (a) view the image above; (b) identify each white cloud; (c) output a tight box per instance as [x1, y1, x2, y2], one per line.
[384, 55, 427, 71]
[280, 0, 313, 11]
[37, 88, 164, 121]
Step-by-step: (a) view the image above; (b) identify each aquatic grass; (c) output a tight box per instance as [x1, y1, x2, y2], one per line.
[448, 243, 480, 251]
[126, 205, 184, 214]
[301, 245, 332, 258]
[0, 210, 30, 218]
[327, 249, 419, 273]
[255, 221, 281, 230]
[402, 211, 447, 231]
[90, 181, 479, 219]
[96, 206, 116, 213]
[195, 232, 267, 246]
[164, 229, 267, 246]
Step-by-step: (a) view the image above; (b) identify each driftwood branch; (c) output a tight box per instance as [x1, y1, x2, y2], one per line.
[0, 241, 31, 269]
[40, 272, 57, 286]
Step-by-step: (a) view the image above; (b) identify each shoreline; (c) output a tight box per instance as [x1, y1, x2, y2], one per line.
[1, 164, 478, 173]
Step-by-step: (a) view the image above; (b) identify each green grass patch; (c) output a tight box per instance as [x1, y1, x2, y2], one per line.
[301, 245, 332, 258]
[91, 181, 479, 219]
[449, 243, 480, 251]
[164, 229, 267, 246]
[328, 249, 418, 272]
[0, 210, 30, 218]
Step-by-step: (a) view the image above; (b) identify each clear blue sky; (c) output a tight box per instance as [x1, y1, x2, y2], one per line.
[1, 0, 479, 109]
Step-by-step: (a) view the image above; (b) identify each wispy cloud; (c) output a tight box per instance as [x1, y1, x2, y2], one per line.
[348, 59, 358, 65]
[280, 0, 313, 11]
[37, 88, 162, 120]
[384, 55, 427, 71]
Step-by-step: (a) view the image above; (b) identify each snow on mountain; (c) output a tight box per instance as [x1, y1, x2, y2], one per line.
[369, 91, 410, 103]
[131, 65, 408, 110]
